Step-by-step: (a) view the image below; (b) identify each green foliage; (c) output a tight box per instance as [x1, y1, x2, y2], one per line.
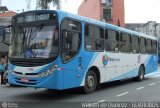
[36, 0, 61, 9]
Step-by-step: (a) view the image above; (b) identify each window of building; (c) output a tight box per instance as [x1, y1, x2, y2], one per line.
[61, 19, 81, 63]
[131, 35, 139, 53]
[119, 33, 131, 53]
[85, 24, 104, 51]
[140, 37, 146, 54]
[104, 29, 119, 52]
[103, 8, 112, 20]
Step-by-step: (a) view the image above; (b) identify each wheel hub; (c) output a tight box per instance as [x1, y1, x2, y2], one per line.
[87, 76, 95, 88]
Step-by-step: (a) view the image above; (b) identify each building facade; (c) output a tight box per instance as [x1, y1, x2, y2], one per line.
[126, 21, 160, 39]
[0, 6, 16, 56]
[78, 0, 125, 27]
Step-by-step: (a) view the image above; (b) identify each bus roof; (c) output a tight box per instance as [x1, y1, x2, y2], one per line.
[13, 10, 157, 40]
[56, 10, 157, 40]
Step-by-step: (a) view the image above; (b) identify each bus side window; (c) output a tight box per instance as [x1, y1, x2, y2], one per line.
[146, 39, 152, 54]
[104, 29, 110, 51]
[85, 25, 104, 51]
[152, 40, 157, 54]
[107, 29, 119, 52]
[119, 32, 131, 53]
[94, 27, 104, 51]
[131, 35, 139, 54]
[62, 30, 71, 51]
[61, 19, 81, 63]
[85, 25, 92, 50]
[140, 37, 146, 54]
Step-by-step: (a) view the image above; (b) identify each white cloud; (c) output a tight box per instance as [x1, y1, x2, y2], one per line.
[125, 0, 160, 23]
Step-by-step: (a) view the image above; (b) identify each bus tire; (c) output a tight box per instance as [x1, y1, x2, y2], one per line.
[83, 70, 97, 94]
[135, 66, 145, 82]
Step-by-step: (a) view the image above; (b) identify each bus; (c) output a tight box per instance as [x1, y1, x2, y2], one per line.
[158, 41, 160, 63]
[3, 10, 158, 93]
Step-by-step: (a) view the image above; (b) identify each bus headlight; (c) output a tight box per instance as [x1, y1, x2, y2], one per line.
[50, 65, 58, 72]
[38, 65, 58, 77]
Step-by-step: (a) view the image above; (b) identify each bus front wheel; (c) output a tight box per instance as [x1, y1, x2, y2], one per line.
[135, 66, 145, 82]
[83, 70, 97, 94]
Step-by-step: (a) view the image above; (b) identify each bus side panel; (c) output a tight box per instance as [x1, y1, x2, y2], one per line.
[144, 55, 158, 74]
[91, 52, 138, 82]
[79, 52, 99, 86]
[61, 51, 99, 89]
[63, 70, 77, 89]
[84, 52, 158, 83]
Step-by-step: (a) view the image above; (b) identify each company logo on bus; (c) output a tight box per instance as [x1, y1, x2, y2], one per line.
[102, 54, 108, 66]
[102, 54, 120, 66]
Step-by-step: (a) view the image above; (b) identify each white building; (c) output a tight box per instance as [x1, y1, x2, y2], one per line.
[126, 21, 160, 40]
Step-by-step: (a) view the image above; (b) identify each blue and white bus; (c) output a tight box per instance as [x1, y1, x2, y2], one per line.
[3, 10, 158, 93]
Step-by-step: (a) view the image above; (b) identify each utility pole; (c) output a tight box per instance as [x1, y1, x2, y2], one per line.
[154, 23, 158, 37]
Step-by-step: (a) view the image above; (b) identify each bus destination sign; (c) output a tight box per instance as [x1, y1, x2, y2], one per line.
[14, 13, 56, 23]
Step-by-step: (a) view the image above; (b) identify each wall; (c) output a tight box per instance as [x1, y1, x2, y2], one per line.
[112, 0, 125, 27]
[78, 0, 102, 21]
[78, 0, 125, 27]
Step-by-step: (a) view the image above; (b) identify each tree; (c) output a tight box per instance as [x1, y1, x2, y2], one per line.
[36, 0, 61, 10]
[26, 0, 31, 10]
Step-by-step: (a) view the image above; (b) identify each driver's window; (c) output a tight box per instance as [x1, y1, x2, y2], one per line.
[3, 25, 12, 46]
[61, 19, 81, 63]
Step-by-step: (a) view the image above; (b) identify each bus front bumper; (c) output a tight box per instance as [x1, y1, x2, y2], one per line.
[8, 72, 64, 90]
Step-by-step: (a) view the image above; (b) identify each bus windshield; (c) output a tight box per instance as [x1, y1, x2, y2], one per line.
[9, 25, 59, 59]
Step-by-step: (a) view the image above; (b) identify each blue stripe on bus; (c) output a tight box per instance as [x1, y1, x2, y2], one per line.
[145, 55, 158, 74]
[78, 52, 99, 86]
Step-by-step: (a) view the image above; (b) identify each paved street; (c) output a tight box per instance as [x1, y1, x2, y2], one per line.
[0, 68, 160, 107]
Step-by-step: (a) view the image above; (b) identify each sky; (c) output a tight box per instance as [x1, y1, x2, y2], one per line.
[2, 0, 160, 23]
[124, 0, 160, 23]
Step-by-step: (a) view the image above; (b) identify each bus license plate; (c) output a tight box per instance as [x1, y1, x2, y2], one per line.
[21, 78, 29, 83]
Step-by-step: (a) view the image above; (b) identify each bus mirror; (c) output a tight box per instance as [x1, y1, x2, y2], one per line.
[3, 25, 12, 46]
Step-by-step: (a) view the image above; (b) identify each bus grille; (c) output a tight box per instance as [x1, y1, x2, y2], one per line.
[11, 61, 46, 67]
[14, 71, 39, 76]
[15, 78, 37, 85]
[16, 81, 36, 85]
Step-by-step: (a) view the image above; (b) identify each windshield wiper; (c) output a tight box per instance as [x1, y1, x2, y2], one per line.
[30, 23, 44, 40]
